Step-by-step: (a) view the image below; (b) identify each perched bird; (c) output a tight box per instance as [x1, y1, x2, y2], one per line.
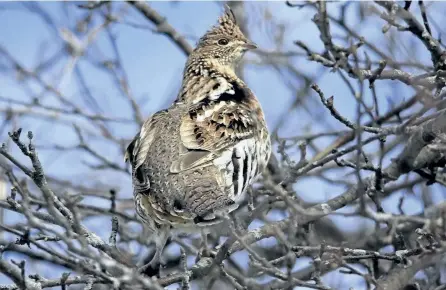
[125, 6, 271, 273]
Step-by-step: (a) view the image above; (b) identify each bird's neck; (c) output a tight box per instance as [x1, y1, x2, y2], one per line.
[177, 57, 244, 103]
[175, 56, 264, 125]
[184, 56, 240, 81]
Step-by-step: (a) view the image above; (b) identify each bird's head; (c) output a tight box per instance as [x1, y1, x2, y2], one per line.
[191, 6, 257, 69]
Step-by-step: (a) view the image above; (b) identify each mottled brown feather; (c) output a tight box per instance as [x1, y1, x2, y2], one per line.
[125, 5, 270, 233]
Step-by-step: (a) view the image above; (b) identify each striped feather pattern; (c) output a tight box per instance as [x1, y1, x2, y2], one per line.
[125, 7, 271, 233]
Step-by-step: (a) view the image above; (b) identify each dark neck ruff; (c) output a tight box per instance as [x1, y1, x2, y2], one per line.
[176, 55, 255, 108]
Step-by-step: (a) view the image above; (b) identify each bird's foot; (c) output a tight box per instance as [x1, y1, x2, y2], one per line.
[195, 232, 211, 263]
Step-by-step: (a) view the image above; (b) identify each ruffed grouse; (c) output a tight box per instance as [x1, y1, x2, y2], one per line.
[125, 6, 271, 272]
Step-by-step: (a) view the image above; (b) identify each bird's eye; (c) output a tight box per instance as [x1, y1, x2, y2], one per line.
[218, 38, 229, 45]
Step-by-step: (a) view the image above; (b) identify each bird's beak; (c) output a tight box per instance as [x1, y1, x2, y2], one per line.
[243, 41, 258, 50]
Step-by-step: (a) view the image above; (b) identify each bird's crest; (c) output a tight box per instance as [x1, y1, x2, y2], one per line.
[218, 5, 237, 29]
[199, 5, 242, 42]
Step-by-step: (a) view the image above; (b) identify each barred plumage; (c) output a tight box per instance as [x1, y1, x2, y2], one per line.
[125, 5, 271, 273]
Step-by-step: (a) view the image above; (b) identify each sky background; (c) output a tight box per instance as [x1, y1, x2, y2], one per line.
[1, 1, 445, 289]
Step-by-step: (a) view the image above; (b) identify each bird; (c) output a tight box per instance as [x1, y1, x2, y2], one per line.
[125, 5, 271, 274]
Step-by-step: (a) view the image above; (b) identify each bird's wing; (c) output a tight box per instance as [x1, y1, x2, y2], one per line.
[170, 82, 258, 173]
[125, 110, 167, 186]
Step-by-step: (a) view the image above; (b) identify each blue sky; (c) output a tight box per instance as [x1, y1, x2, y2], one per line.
[1, 1, 445, 289]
